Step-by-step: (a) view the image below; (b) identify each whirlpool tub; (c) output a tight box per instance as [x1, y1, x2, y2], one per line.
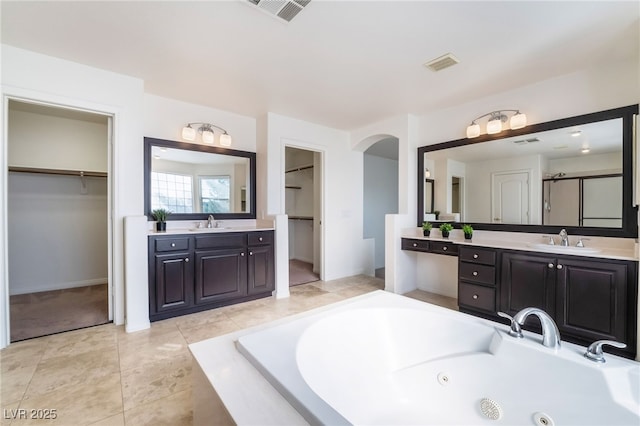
[233, 291, 639, 425]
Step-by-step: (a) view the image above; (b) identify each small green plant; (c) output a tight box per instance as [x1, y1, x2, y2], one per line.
[462, 224, 473, 235]
[422, 221, 433, 231]
[434, 210, 441, 219]
[151, 208, 172, 222]
[439, 223, 453, 232]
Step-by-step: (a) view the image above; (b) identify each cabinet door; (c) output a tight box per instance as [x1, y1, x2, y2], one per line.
[500, 252, 556, 325]
[194, 248, 247, 305]
[555, 258, 628, 343]
[248, 244, 275, 295]
[154, 252, 192, 313]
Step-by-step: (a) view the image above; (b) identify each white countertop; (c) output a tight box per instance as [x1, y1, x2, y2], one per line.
[403, 229, 638, 261]
[148, 225, 275, 236]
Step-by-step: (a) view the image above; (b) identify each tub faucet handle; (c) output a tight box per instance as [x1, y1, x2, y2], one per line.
[584, 340, 626, 363]
[497, 312, 523, 339]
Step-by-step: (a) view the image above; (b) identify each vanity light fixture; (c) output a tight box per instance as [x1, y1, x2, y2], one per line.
[466, 110, 527, 138]
[182, 122, 233, 146]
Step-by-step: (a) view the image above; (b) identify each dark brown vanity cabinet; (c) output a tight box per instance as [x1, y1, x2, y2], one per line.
[458, 246, 498, 314]
[500, 250, 637, 358]
[149, 231, 275, 321]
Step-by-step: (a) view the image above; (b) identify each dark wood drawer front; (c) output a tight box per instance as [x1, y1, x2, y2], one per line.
[459, 282, 496, 312]
[459, 246, 496, 265]
[429, 241, 458, 256]
[459, 263, 496, 285]
[248, 231, 273, 246]
[195, 233, 246, 249]
[401, 238, 430, 252]
[155, 237, 190, 252]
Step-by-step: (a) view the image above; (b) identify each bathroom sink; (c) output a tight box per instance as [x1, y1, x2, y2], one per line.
[188, 227, 231, 232]
[527, 243, 600, 255]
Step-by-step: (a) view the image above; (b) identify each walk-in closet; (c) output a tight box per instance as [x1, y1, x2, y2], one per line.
[7, 100, 110, 341]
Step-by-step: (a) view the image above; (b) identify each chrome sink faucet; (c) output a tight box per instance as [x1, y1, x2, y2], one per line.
[207, 214, 215, 228]
[559, 228, 569, 246]
[498, 307, 561, 349]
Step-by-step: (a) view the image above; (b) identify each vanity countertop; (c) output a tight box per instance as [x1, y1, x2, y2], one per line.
[403, 230, 638, 261]
[148, 226, 275, 236]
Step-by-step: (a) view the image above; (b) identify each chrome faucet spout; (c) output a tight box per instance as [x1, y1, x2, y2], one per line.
[513, 307, 561, 349]
[559, 229, 569, 246]
[207, 214, 215, 228]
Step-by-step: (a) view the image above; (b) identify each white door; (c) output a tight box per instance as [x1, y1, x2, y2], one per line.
[492, 171, 530, 224]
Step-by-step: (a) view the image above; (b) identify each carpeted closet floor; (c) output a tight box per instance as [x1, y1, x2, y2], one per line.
[9, 284, 109, 342]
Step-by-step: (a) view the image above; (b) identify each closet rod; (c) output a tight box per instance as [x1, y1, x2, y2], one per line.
[285, 164, 314, 173]
[8, 166, 107, 178]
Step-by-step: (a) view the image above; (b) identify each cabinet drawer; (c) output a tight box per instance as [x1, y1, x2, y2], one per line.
[459, 246, 496, 265]
[429, 241, 458, 256]
[459, 282, 495, 312]
[459, 262, 496, 285]
[155, 237, 190, 252]
[401, 238, 430, 252]
[195, 233, 246, 249]
[248, 231, 273, 246]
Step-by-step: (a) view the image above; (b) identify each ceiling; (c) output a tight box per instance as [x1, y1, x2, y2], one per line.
[2, 1, 638, 131]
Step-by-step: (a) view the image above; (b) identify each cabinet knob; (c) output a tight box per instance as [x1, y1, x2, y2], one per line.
[259, 237, 263, 241]
[472, 294, 479, 300]
[473, 254, 479, 259]
[548, 263, 554, 269]
[413, 243, 417, 247]
[472, 271, 478, 276]
[249, 251, 253, 256]
[241, 252, 245, 257]
[171, 243, 176, 247]
[184, 258, 189, 262]
[557, 264, 563, 270]
[443, 246, 448, 251]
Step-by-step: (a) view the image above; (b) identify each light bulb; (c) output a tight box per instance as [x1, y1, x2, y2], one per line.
[466, 123, 481, 138]
[182, 126, 196, 141]
[219, 133, 232, 146]
[509, 112, 527, 130]
[486, 118, 503, 134]
[202, 129, 215, 143]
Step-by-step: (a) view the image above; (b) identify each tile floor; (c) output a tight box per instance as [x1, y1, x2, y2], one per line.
[0, 275, 456, 426]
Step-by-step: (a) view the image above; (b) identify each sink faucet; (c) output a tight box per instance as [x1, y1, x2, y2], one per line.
[559, 228, 569, 246]
[207, 214, 215, 228]
[513, 307, 561, 349]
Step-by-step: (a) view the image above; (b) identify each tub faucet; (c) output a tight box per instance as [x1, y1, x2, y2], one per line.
[513, 307, 561, 349]
[559, 229, 569, 246]
[207, 214, 215, 228]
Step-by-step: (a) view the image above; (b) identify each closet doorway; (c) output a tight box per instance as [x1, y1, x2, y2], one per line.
[7, 100, 111, 341]
[285, 146, 323, 286]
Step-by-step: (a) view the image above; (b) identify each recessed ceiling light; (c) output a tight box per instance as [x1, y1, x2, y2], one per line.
[581, 148, 590, 154]
[571, 130, 582, 137]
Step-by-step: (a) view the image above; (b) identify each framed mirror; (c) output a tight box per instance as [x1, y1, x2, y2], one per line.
[417, 105, 638, 238]
[144, 137, 256, 220]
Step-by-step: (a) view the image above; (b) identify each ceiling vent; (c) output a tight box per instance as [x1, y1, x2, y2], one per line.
[247, 0, 311, 22]
[424, 53, 459, 72]
[513, 138, 540, 145]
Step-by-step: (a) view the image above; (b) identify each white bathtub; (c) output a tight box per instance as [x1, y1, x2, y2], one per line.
[236, 291, 640, 425]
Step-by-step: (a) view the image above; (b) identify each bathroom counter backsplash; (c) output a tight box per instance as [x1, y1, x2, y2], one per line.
[403, 228, 638, 261]
[148, 219, 275, 235]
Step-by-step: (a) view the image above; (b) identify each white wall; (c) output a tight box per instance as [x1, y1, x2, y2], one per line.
[549, 152, 621, 176]
[1, 45, 145, 347]
[364, 153, 398, 269]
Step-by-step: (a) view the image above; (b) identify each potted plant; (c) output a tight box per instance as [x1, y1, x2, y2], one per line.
[422, 221, 432, 237]
[462, 224, 473, 240]
[439, 222, 453, 238]
[151, 208, 171, 232]
[434, 210, 440, 220]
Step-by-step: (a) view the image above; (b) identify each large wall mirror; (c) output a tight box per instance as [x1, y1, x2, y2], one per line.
[144, 137, 256, 220]
[417, 105, 638, 238]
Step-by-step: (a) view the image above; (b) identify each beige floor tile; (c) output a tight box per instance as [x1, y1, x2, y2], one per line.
[88, 412, 125, 426]
[118, 329, 189, 372]
[0, 339, 46, 369]
[0, 362, 38, 405]
[23, 346, 120, 399]
[121, 352, 192, 411]
[40, 324, 117, 360]
[124, 389, 192, 426]
[116, 317, 180, 345]
[177, 316, 240, 344]
[174, 309, 230, 330]
[404, 289, 458, 310]
[17, 373, 122, 425]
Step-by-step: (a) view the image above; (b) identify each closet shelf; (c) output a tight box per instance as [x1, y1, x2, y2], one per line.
[285, 185, 302, 189]
[9, 166, 107, 178]
[288, 216, 314, 221]
[285, 164, 313, 173]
